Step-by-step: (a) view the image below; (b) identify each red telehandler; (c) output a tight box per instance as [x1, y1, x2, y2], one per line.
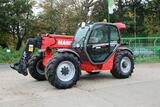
[11, 22, 134, 89]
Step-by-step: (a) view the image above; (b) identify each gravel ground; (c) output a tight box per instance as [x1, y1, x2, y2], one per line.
[0, 63, 160, 107]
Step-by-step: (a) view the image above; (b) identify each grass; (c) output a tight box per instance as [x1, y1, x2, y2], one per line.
[135, 56, 160, 63]
[0, 47, 23, 64]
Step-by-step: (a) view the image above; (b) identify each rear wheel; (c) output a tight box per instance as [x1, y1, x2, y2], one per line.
[111, 50, 134, 79]
[28, 54, 46, 81]
[45, 53, 80, 89]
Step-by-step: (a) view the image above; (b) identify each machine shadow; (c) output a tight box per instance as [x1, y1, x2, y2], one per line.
[80, 72, 115, 81]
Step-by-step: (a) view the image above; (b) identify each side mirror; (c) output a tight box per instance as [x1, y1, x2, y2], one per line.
[81, 22, 86, 28]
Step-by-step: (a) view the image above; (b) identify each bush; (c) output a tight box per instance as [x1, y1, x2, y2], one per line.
[0, 47, 23, 64]
[135, 56, 160, 63]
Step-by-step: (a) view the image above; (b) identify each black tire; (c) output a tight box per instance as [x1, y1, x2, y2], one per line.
[28, 54, 46, 81]
[45, 53, 80, 89]
[111, 50, 134, 79]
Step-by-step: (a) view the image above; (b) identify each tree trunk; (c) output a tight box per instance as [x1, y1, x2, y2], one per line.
[16, 36, 22, 50]
[117, 0, 124, 21]
[15, 24, 22, 50]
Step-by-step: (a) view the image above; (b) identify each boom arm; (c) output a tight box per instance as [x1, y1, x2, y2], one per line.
[10, 34, 74, 76]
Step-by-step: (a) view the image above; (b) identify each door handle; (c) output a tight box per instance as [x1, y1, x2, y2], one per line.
[92, 43, 109, 48]
[95, 46, 101, 49]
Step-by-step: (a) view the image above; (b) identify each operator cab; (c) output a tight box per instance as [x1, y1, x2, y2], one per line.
[72, 22, 123, 64]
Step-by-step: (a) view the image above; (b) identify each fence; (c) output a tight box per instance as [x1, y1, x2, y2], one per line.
[122, 36, 160, 62]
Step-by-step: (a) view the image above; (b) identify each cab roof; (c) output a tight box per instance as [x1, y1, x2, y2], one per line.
[90, 22, 126, 30]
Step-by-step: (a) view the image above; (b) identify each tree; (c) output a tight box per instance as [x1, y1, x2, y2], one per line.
[0, 0, 34, 50]
[91, 0, 108, 22]
[33, 0, 92, 35]
[144, 0, 160, 35]
[10, 0, 34, 50]
[0, 0, 11, 48]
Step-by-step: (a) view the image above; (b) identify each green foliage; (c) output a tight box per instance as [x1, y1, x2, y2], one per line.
[32, 0, 97, 35]
[0, 33, 10, 45]
[92, 0, 108, 22]
[32, 0, 74, 34]
[0, 0, 34, 50]
[31, 0, 160, 36]
[135, 56, 160, 63]
[0, 47, 23, 63]
[0, 0, 11, 33]
[144, 0, 160, 34]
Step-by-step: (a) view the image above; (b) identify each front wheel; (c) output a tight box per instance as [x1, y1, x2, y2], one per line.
[28, 54, 46, 81]
[111, 50, 134, 79]
[45, 53, 80, 89]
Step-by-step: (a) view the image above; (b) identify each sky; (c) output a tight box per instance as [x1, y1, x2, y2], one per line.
[32, 0, 146, 15]
[32, 0, 44, 15]
[32, 0, 91, 15]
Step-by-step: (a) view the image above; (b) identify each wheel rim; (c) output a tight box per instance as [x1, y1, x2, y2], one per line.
[120, 57, 131, 74]
[36, 60, 45, 75]
[57, 61, 75, 82]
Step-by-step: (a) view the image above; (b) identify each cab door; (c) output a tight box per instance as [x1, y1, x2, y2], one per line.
[86, 24, 119, 64]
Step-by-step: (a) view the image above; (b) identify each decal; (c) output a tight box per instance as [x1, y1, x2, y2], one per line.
[57, 40, 72, 45]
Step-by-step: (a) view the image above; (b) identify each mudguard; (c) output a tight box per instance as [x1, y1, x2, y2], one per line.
[57, 49, 80, 59]
[117, 47, 133, 55]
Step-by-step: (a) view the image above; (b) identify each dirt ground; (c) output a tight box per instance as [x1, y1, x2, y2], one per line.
[0, 63, 160, 107]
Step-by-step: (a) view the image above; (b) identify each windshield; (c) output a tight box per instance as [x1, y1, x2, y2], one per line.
[74, 26, 89, 42]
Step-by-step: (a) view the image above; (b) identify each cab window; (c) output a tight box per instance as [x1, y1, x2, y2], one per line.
[110, 26, 119, 41]
[88, 25, 109, 44]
